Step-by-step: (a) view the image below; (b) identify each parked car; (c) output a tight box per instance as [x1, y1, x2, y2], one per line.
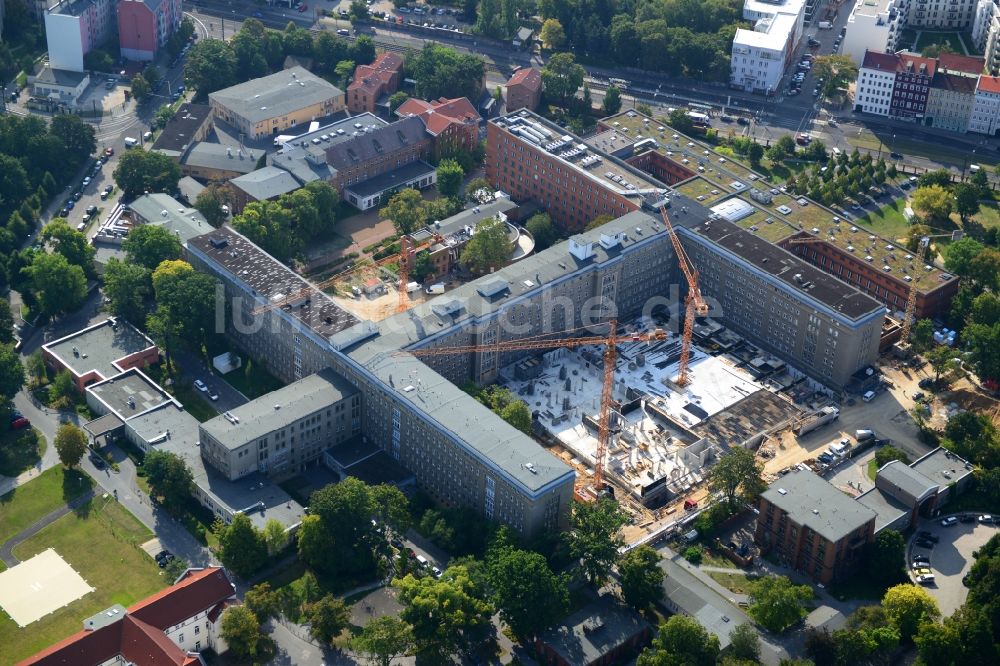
[917, 531, 939, 543]
[890, 152, 903, 160]
[194, 379, 208, 392]
[918, 377, 934, 389]
[913, 554, 930, 564]
[82, 176, 91, 187]
[979, 514, 994, 524]
[10, 416, 29, 430]
[89, 452, 106, 469]
[916, 574, 935, 584]
[207, 388, 219, 402]
[941, 516, 958, 526]
[960, 514, 977, 523]
[915, 538, 935, 548]
[913, 567, 932, 576]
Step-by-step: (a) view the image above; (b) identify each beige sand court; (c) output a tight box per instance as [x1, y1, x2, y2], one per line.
[0, 548, 94, 627]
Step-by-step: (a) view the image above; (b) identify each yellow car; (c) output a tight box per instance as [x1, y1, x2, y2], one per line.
[913, 567, 932, 576]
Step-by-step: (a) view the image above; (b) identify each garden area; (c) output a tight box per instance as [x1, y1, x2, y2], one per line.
[0, 480, 164, 663]
[858, 199, 912, 243]
[914, 31, 966, 54]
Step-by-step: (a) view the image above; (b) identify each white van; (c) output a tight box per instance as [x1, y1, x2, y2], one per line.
[863, 390, 877, 402]
[123, 137, 139, 148]
[415, 554, 429, 567]
[832, 147, 841, 156]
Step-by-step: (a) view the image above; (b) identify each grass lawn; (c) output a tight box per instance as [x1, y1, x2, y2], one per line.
[222, 361, 283, 400]
[857, 199, 913, 242]
[0, 466, 93, 546]
[914, 31, 963, 53]
[0, 427, 45, 477]
[2, 499, 165, 663]
[868, 459, 879, 480]
[707, 571, 756, 595]
[972, 203, 1000, 229]
[700, 547, 738, 570]
[169, 383, 218, 423]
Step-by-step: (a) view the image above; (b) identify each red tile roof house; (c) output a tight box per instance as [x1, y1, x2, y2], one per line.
[41, 318, 160, 392]
[505, 67, 542, 112]
[347, 52, 404, 114]
[395, 96, 482, 159]
[18, 567, 239, 666]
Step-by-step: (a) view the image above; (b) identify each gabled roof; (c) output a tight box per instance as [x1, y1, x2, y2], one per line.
[324, 116, 428, 170]
[347, 53, 403, 95]
[18, 568, 235, 666]
[861, 50, 900, 72]
[932, 71, 978, 95]
[507, 67, 542, 92]
[978, 75, 1000, 94]
[938, 53, 984, 75]
[861, 50, 936, 77]
[396, 96, 481, 136]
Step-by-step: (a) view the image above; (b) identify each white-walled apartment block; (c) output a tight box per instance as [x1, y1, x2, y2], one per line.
[974, 0, 1000, 72]
[969, 75, 1000, 134]
[907, 0, 978, 29]
[731, 0, 807, 94]
[843, 0, 906, 65]
[44, 0, 118, 73]
[856, 51, 899, 115]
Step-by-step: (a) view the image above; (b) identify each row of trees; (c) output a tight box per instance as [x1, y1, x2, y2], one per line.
[184, 20, 377, 97]
[232, 181, 340, 262]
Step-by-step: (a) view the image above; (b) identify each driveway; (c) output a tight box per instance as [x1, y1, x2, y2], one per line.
[909, 515, 999, 615]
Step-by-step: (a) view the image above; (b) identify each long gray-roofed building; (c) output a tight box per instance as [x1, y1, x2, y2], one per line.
[229, 166, 302, 212]
[208, 66, 345, 140]
[199, 368, 361, 481]
[755, 468, 876, 584]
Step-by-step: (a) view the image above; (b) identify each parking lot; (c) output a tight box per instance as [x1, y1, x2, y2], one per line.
[909, 515, 998, 615]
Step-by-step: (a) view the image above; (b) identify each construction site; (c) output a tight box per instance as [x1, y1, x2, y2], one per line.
[497, 314, 806, 514]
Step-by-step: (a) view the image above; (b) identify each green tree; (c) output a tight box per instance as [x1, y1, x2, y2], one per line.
[296, 514, 337, 572]
[964, 322, 1000, 384]
[305, 594, 351, 645]
[603, 84, 622, 115]
[911, 318, 935, 352]
[50, 114, 97, 159]
[486, 535, 569, 639]
[0, 299, 14, 346]
[954, 182, 981, 222]
[925, 344, 957, 386]
[218, 513, 268, 578]
[22, 252, 87, 318]
[864, 529, 907, 588]
[874, 445, 911, 468]
[747, 575, 813, 632]
[244, 582, 281, 621]
[380, 188, 426, 235]
[969, 248, 1000, 291]
[812, 55, 858, 96]
[144, 450, 194, 513]
[0, 346, 20, 407]
[122, 224, 183, 270]
[567, 497, 628, 586]
[130, 74, 150, 101]
[42, 218, 95, 274]
[638, 615, 721, 666]
[220, 606, 271, 663]
[541, 52, 585, 106]
[499, 400, 532, 434]
[465, 177, 493, 203]
[47, 369, 75, 407]
[149, 260, 218, 363]
[184, 39, 238, 95]
[914, 621, 961, 666]
[194, 186, 229, 227]
[54, 423, 87, 468]
[945, 237, 984, 277]
[112, 149, 181, 199]
[618, 544, 664, 610]
[436, 159, 465, 199]
[262, 518, 288, 556]
[334, 59, 356, 87]
[388, 91, 409, 113]
[526, 213, 559, 250]
[882, 583, 940, 641]
[540, 18, 566, 49]
[353, 615, 415, 666]
[729, 623, 762, 663]
[408, 43, 485, 102]
[919, 169, 952, 188]
[912, 185, 954, 224]
[748, 142, 765, 167]
[394, 566, 493, 662]
[460, 215, 510, 275]
[707, 446, 765, 507]
[102, 258, 150, 325]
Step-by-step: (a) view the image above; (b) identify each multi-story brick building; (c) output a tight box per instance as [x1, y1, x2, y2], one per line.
[505, 67, 542, 112]
[118, 0, 183, 62]
[396, 96, 481, 159]
[347, 52, 403, 114]
[208, 67, 345, 140]
[755, 469, 876, 584]
[890, 52, 937, 119]
[199, 369, 361, 480]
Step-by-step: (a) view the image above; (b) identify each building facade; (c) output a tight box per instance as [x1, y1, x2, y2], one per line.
[890, 53, 936, 119]
[118, 0, 183, 62]
[208, 67, 345, 139]
[926, 71, 977, 132]
[506, 67, 542, 112]
[730, 0, 806, 93]
[843, 0, 905, 64]
[907, 0, 978, 29]
[199, 369, 361, 481]
[970, 75, 1000, 134]
[44, 0, 118, 72]
[755, 469, 877, 584]
[974, 0, 1000, 72]
[856, 51, 899, 115]
[396, 96, 481, 159]
[346, 52, 403, 114]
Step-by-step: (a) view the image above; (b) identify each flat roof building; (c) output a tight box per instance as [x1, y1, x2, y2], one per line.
[534, 594, 651, 666]
[756, 468, 876, 584]
[208, 67, 345, 140]
[42, 319, 160, 391]
[151, 103, 214, 160]
[180, 142, 262, 181]
[128, 193, 213, 245]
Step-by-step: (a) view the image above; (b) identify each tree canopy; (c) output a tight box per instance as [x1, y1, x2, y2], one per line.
[112, 150, 181, 199]
[217, 513, 268, 578]
[747, 575, 813, 632]
[144, 449, 194, 514]
[882, 583, 940, 641]
[122, 224, 183, 270]
[566, 497, 627, 586]
[707, 446, 765, 507]
[460, 215, 510, 275]
[55, 423, 88, 468]
[485, 532, 569, 639]
[618, 544, 664, 610]
[638, 614, 721, 666]
[408, 43, 486, 102]
[541, 52, 585, 105]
